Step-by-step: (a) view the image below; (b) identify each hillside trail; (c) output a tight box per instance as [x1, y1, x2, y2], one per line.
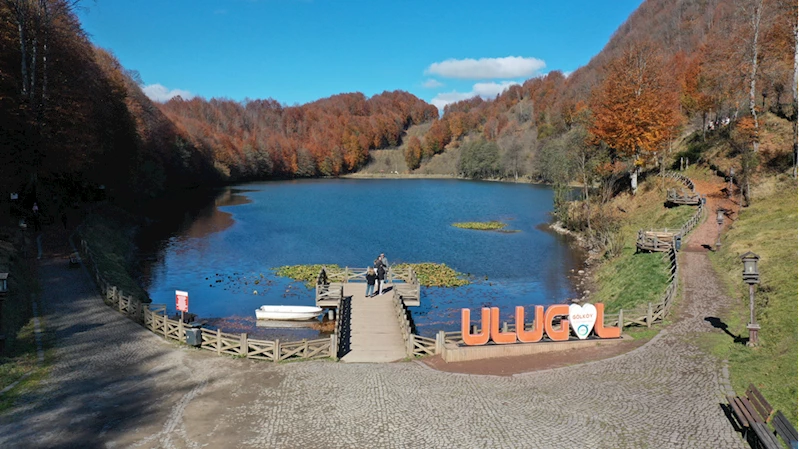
[683, 174, 742, 252]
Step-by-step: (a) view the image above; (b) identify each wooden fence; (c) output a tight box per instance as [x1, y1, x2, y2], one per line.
[661, 170, 696, 192]
[667, 188, 702, 205]
[73, 235, 335, 363]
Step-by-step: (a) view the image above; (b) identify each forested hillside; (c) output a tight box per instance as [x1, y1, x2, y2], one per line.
[0, 0, 219, 202]
[160, 92, 437, 179]
[411, 0, 797, 186]
[0, 1, 436, 204]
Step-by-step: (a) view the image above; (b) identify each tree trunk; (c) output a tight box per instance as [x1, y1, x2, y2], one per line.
[743, 0, 763, 206]
[630, 155, 639, 195]
[40, 0, 49, 116]
[30, 35, 37, 104]
[793, 14, 798, 178]
[582, 168, 591, 233]
[747, 0, 762, 154]
[16, 7, 29, 97]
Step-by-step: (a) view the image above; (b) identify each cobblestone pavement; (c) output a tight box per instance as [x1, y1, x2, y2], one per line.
[0, 225, 747, 448]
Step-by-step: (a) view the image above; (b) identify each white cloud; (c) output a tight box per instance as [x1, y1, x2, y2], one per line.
[422, 79, 444, 88]
[425, 56, 545, 80]
[430, 81, 520, 110]
[142, 84, 195, 102]
[472, 81, 520, 97]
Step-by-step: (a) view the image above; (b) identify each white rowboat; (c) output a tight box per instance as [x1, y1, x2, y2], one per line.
[255, 305, 323, 321]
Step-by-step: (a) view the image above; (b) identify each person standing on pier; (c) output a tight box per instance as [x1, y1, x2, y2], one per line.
[365, 267, 377, 297]
[376, 261, 386, 295]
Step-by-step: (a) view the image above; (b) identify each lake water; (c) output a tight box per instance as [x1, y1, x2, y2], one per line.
[136, 179, 583, 339]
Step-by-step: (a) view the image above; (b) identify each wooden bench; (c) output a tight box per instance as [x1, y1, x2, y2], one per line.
[772, 410, 798, 449]
[728, 384, 787, 449]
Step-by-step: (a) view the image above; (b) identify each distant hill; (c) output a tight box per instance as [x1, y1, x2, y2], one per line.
[409, 0, 796, 180]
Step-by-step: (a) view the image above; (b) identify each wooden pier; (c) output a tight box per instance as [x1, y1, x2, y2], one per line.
[316, 266, 421, 363]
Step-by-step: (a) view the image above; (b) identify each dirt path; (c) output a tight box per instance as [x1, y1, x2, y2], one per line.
[684, 176, 741, 252]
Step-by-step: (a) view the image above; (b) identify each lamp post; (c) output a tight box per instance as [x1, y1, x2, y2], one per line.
[0, 272, 7, 349]
[740, 252, 760, 347]
[715, 209, 724, 250]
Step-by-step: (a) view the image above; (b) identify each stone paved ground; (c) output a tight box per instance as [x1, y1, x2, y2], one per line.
[0, 188, 749, 448]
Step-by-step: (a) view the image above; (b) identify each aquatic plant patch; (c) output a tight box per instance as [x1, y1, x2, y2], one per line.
[393, 262, 469, 287]
[274, 264, 340, 287]
[452, 221, 508, 231]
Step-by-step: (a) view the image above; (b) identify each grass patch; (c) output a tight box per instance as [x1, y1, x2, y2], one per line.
[595, 249, 670, 312]
[0, 319, 53, 414]
[79, 208, 149, 303]
[452, 221, 509, 231]
[703, 175, 797, 425]
[0, 227, 51, 410]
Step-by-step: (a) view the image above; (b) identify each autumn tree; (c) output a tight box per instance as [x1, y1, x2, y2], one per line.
[404, 135, 422, 170]
[589, 43, 680, 194]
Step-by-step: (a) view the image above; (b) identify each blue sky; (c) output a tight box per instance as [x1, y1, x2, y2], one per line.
[77, 0, 643, 108]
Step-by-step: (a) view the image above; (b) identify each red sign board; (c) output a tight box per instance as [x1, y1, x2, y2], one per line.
[175, 290, 189, 312]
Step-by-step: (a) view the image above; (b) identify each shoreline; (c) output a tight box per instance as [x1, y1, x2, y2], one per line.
[341, 172, 586, 188]
[549, 221, 598, 304]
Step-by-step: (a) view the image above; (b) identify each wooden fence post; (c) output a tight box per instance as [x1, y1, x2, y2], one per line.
[163, 312, 168, 337]
[240, 333, 248, 356]
[216, 329, 222, 355]
[646, 302, 653, 327]
[178, 319, 184, 342]
[618, 309, 624, 328]
[274, 339, 281, 362]
[330, 334, 337, 359]
[436, 330, 445, 355]
[303, 339, 309, 358]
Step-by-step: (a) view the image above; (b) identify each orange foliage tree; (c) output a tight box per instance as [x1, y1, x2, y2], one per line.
[589, 43, 681, 193]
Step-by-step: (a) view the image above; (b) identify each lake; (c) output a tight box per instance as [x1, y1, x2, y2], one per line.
[136, 178, 584, 340]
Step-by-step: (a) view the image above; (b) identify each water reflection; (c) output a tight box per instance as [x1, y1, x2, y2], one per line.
[136, 179, 585, 340]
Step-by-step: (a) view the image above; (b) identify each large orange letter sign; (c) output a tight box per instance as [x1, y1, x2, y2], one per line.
[490, 308, 517, 344]
[544, 305, 570, 341]
[515, 305, 544, 343]
[593, 303, 621, 338]
[461, 308, 490, 346]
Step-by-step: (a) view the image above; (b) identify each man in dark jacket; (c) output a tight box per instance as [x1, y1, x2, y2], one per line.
[376, 262, 386, 295]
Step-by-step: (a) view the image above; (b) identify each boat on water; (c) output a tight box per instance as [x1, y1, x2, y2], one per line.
[255, 305, 323, 321]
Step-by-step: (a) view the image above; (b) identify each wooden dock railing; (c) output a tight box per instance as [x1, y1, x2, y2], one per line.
[73, 233, 336, 363]
[316, 265, 421, 307]
[334, 295, 351, 359]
